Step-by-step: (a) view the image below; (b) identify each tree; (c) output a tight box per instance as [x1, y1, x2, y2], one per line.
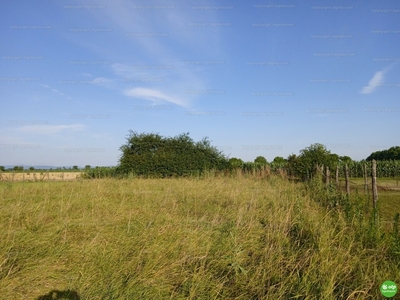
[229, 157, 244, 168]
[272, 156, 286, 164]
[287, 143, 340, 180]
[29, 167, 35, 171]
[254, 156, 268, 165]
[117, 131, 229, 177]
[72, 165, 79, 170]
[327, 153, 340, 167]
[84, 165, 91, 170]
[269, 156, 287, 172]
[286, 154, 298, 177]
[339, 156, 352, 164]
[13, 166, 24, 171]
[0, 166, 5, 171]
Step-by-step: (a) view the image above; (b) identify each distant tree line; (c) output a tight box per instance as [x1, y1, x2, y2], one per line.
[366, 146, 400, 161]
[2, 131, 399, 179]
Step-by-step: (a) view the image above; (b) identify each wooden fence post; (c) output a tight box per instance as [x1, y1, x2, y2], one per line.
[363, 163, 368, 194]
[345, 164, 350, 195]
[335, 165, 339, 187]
[316, 164, 324, 182]
[325, 167, 330, 185]
[314, 164, 319, 180]
[372, 159, 378, 210]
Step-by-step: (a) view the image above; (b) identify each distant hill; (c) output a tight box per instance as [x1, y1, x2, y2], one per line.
[366, 146, 400, 161]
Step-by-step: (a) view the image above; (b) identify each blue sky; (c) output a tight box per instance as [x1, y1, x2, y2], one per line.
[1, 0, 399, 167]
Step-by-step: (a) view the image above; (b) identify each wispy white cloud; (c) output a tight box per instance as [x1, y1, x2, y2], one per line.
[124, 87, 189, 107]
[81, 0, 221, 107]
[41, 84, 70, 99]
[113, 60, 201, 107]
[18, 124, 85, 135]
[360, 66, 391, 94]
[57, 0, 225, 110]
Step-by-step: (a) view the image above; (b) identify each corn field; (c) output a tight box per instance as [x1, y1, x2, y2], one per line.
[336, 160, 400, 178]
[238, 160, 400, 179]
[81, 166, 119, 179]
[81, 160, 400, 179]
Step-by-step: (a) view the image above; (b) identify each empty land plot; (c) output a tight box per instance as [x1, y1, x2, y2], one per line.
[0, 176, 399, 299]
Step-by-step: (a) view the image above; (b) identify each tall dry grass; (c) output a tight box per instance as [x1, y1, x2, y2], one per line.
[0, 175, 398, 299]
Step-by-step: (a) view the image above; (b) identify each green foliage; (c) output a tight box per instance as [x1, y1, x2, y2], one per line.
[336, 160, 400, 178]
[287, 143, 340, 180]
[82, 166, 119, 179]
[305, 176, 346, 208]
[270, 156, 287, 171]
[228, 159, 272, 175]
[241, 162, 266, 172]
[286, 154, 298, 177]
[0, 166, 5, 171]
[366, 146, 400, 161]
[273, 156, 286, 164]
[72, 165, 79, 170]
[339, 155, 352, 164]
[305, 177, 384, 249]
[117, 131, 229, 177]
[254, 156, 268, 165]
[229, 157, 244, 168]
[391, 213, 400, 258]
[13, 166, 24, 171]
[84, 165, 91, 170]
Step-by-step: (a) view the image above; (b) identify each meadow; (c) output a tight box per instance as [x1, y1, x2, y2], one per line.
[336, 177, 400, 228]
[0, 173, 399, 299]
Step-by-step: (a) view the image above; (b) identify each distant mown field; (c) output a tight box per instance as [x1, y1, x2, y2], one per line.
[0, 175, 399, 299]
[0, 172, 82, 181]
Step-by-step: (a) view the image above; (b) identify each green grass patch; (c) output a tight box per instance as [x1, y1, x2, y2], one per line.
[0, 177, 399, 299]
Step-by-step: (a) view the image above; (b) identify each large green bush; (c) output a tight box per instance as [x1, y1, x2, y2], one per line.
[117, 131, 229, 177]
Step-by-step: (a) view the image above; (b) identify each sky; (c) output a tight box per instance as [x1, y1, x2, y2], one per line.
[0, 0, 399, 168]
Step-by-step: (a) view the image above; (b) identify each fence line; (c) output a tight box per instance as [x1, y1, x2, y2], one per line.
[371, 159, 377, 204]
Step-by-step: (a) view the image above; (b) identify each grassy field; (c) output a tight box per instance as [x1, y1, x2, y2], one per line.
[336, 178, 400, 231]
[339, 177, 400, 191]
[0, 174, 399, 299]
